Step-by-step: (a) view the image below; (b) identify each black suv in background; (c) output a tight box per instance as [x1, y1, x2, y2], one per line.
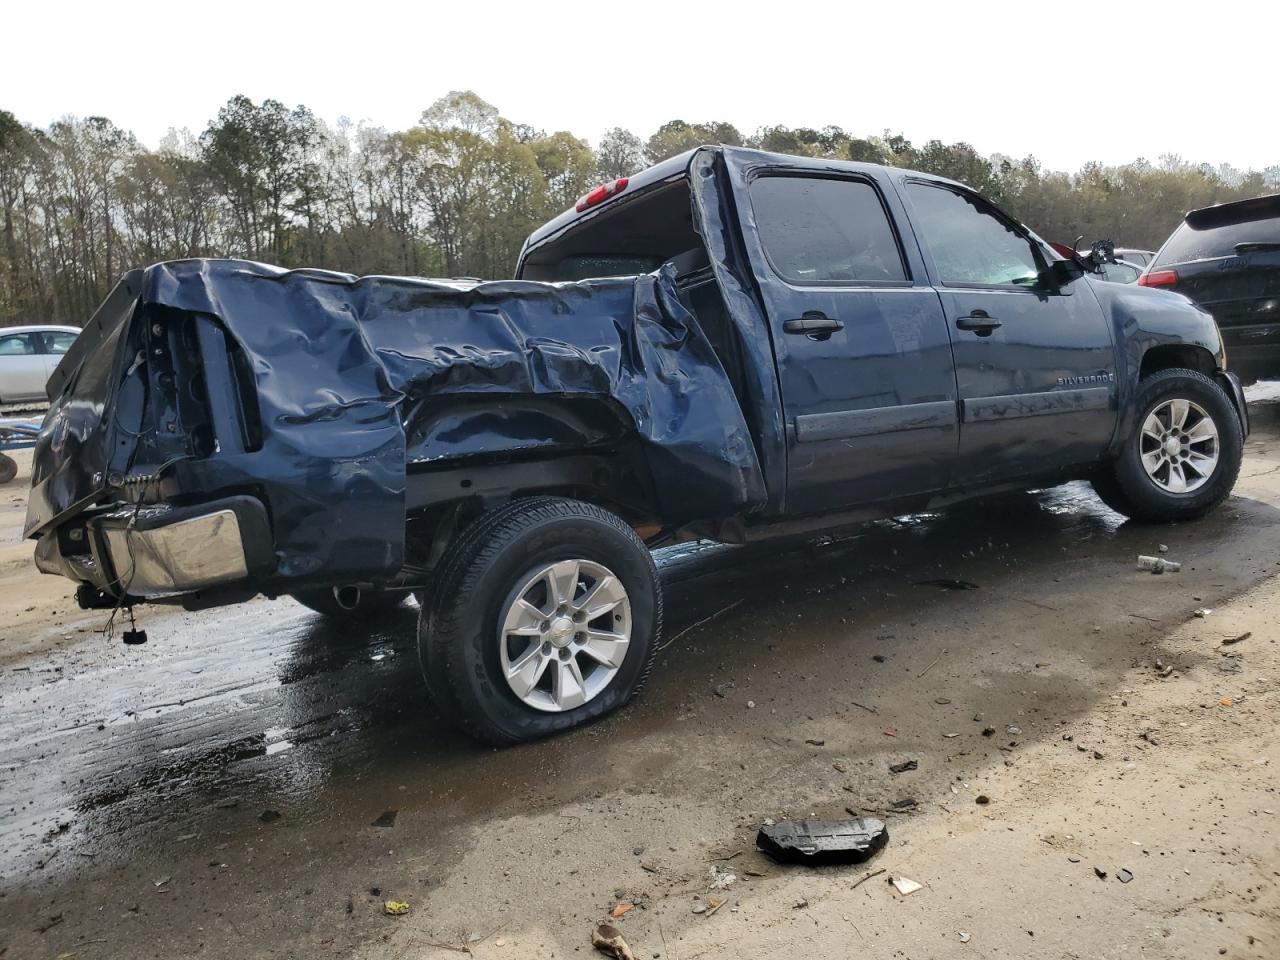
[1141, 195, 1280, 383]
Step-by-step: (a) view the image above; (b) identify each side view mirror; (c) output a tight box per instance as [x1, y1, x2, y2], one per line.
[1045, 258, 1085, 289]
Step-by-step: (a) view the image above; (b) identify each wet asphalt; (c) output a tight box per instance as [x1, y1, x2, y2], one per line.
[2, 393, 1279, 949]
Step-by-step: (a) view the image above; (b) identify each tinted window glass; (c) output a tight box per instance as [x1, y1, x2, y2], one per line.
[749, 177, 906, 283]
[906, 182, 1041, 286]
[1154, 215, 1280, 266]
[46, 331, 79, 354]
[0, 334, 35, 356]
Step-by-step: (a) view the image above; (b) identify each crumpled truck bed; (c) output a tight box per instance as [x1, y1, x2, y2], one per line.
[27, 258, 765, 590]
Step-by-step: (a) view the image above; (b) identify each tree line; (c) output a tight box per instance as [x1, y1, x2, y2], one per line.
[2, 90, 1277, 327]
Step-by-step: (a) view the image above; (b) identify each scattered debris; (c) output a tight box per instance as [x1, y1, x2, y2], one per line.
[889, 875, 924, 896]
[1006, 725, 1022, 736]
[1222, 632, 1251, 646]
[982, 726, 996, 737]
[917, 651, 945, 679]
[934, 697, 952, 705]
[1117, 868, 1134, 884]
[592, 923, 638, 960]
[805, 739, 825, 747]
[708, 865, 737, 889]
[757, 818, 888, 865]
[371, 810, 398, 828]
[1094, 868, 1108, 880]
[1156, 661, 1175, 678]
[975, 795, 991, 805]
[850, 867, 886, 890]
[890, 798, 918, 811]
[1093, 750, 1105, 760]
[959, 931, 971, 943]
[792, 897, 809, 909]
[1158, 544, 1169, 553]
[153, 875, 171, 887]
[37, 913, 64, 933]
[1137, 555, 1181, 574]
[889, 760, 918, 774]
[850, 701, 878, 714]
[384, 900, 410, 916]
[1220, 697, 1234, 707]
[691, 902, 707, 915]
[610, 902, 634, 918]
[746, 700, 756, 709]
[883, 729, 897, 737]
[832, 761, 848, 773]
[1194, 608, 1213, 618]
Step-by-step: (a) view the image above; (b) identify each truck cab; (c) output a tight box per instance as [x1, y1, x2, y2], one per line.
[518, 146, 1245, 527]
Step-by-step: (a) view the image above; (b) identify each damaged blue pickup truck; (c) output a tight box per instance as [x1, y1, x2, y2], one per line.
[26, 146, 1248, 743]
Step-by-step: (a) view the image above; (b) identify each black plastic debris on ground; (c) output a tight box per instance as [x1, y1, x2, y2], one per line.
[889, 760, 918, 774]
[757, 818, 888, 865]
[371, 810, 398, 828]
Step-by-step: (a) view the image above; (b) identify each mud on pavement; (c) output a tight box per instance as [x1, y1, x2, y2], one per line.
[3, 390, 1280, 959]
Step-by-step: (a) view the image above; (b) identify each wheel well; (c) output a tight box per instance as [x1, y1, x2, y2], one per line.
[1139, 345, 1217, 380]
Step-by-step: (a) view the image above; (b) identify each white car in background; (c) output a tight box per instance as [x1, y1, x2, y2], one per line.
[0, 325, 81, 404]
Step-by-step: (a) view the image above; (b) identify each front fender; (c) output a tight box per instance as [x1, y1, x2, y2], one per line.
[1087, 279, 1229, 455]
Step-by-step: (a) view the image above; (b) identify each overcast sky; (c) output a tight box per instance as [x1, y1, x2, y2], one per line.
[4, 0, 1274, 173]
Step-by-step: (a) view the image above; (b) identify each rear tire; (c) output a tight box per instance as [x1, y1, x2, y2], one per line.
[1091, 368, 1242, 523]
[420, 497, 661, 745]
[290, 585, 406, 619]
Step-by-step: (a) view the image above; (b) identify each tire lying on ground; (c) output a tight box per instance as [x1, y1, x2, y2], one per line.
[0, 453, 17, 485]
[290, 585, 407, 619]
[1092, 368, 1243, 523]
[420, 496, 662, 746]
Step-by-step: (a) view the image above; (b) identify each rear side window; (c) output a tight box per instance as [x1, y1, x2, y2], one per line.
[906, 182, 1042, 286]
[748, 176, 907, 283]
[1154, 212, 1280, 266]
[0, 333, 35, 356]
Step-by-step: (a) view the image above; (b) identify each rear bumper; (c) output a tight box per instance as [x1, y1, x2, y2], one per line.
[1221, 323, 1280, 384]
[35, 495, 274, 601]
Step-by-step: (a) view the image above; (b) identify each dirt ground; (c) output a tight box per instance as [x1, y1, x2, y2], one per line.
[2, 390, 1280, 960]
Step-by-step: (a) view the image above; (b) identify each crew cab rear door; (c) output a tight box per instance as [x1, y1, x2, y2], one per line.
[895, 176, 1118, 487]
[724, 156, 959, 515]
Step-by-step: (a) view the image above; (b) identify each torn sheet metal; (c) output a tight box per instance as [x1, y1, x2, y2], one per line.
[28, 258, 764, 588]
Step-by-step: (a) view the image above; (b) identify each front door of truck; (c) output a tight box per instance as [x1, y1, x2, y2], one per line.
[896, 178, 1118, 487]
[729, 164, 960, 515]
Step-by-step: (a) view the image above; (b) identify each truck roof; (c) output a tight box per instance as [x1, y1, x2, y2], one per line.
[520, 145, 966, 260]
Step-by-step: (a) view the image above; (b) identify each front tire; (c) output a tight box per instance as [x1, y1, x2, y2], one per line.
[1092, 368, 1242, 523]
[420, 497, 661, 745]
